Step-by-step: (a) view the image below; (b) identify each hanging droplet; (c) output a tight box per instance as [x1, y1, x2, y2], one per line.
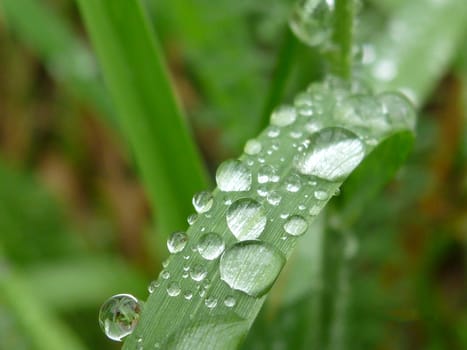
[216, 159, 252, 192]
[220, 241, 285, 297]
[244, 139, 262, 155]
[283, 215, 308, 236]
[226, 199, 267, 241]
[99, 294, 143, 342]
[197, 232, 225, 260]
[295, 127, 365, 181]
[167, 231, 188, 254]
[167, 282, 181, 297]
[378, 91, 416, 130]
[192, 191, 214, 214]
[270, 105, 297, 126]
[190, 264, 207, 282]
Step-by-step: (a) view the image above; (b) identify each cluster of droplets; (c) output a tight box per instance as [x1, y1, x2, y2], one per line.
[98, 74, 415, 343]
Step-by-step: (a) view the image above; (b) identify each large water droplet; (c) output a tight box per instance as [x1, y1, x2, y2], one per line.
[167, 231, 188, 254]
[220, 241, 285, 297]
[295, 127, 365, 181]
[99, 294, 142, 342]
[244, 139, 262, 155]
[378, 91, 416, 130]
[197, 233, 225, 260]
[283, 215, 308, 236]
[226, 199, 267, 241]
[270, 105, 297, 126]
[216, 160, 252, 192]
[192, 191, 214, 213]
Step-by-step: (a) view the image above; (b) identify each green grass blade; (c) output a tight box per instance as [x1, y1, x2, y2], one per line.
[121, 75, 415, 349]
[75, 0, 209, 233]
[0, 0, 113, 119]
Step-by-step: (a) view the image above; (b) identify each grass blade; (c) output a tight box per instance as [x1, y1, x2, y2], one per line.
[75, 0, 209, 233]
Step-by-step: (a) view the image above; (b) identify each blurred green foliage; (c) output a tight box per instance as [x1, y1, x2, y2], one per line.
[0, 0, 465, 349]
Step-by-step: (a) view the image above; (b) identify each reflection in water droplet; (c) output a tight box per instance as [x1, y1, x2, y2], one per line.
[244, 139, 262, 155]
[167, 282, 181, 297]
[270, 105, 297, 126]
[197, 233, 225, 260]
[99, 294, 142, 342]
[190, 264, 207, 282]
[220, 241, 285, 297]
[283, 215, 308, 236]
[167, 231, 188, 254]
[226, 199, 267, 241]
[216, 159, 252, 192]
[192, 191, 214, 213]
[295, 127, 365, 181]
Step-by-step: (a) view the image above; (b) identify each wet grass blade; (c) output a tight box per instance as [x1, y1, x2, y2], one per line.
[75, 0, 209, 233]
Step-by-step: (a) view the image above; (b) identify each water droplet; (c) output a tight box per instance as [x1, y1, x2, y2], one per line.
[167, 231, 188, 254]
[216, 160, 252, 192]
[257, 165, 278, 184]
[267, 191, 282, 206]
[284, 215, 308, 236]
[99, 294, 142, 342]
[372, 59, 397, 81]
[257, 185, 269, 197]
[270, 105, 297, 126]
[309, 205, 320, 216]
[224, 296, 237, 308]
[184, 290, 193, 300]
[197, 233, 225, 260]
[289, 0, 333, 47]
[204, 297, 218, 309]
[244, 139, 262, 155]
[162, 260, 170, 268]
[267, 126, 281, 138]
[295, 127, 365, 181]
[187, 213, 198, 225]
[378, 91, 416, 130]
[294, 92, 314, 116]
[286, 174, 302, 192]
[226, 199, 267, 241]
[192, 191, 214, 213]
[167, 282, 181, 297]
[220, 241, 285, 297]
[160, 270, 170, 279]
[290, 130, 303, 139]
[190, 264, 207, 282]
[314, 190, 329, 200]
[148, 280, 160, 293]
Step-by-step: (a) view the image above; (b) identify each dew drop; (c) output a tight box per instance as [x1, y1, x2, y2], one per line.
[270, 105, 297, 126]
[160, 270, 170, 279]
[167, 231, 187, 254]
[285, 174, 302, 192]
[267, 191, 282, 206]
[226, 199, 267, 241]
[283, 215, 308, 236]
[192, 191, 214, 213]
[148, 280, 160, 293]
[244, 139, 262, 155]
[197, 232, 225, 260]
[190, 264, 207, 282]
[257, 165, 278, 184]
[224, 296, 237, 308]
[257, 185, 269, 197]
[220, 241, 285, 297]
[184, 290, 193, 300]
[295, 127, 365, 181]
[314, 190, 329, 200]
[167, 282, 181, 297]
[216, 159, 252, 192]
[267, 126, 281, 138]
[378, 91, 416, 130]
[187, 213, 198, 225]
[204, 297, 218, 309]
[294, 92, 314, 116]
[99, 294, 142, 342]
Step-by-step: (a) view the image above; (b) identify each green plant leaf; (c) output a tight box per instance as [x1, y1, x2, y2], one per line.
[75, 0, 209, 233]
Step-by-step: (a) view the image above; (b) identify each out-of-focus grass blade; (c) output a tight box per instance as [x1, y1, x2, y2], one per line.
[75, 0, 209, 233]
[0, 255, 87, 350]
[0, 0, 113, 119]
[24, 257, 147, 311]
[368, 0, 467, 107]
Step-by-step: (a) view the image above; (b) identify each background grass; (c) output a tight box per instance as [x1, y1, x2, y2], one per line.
[0, 0, 466, 349]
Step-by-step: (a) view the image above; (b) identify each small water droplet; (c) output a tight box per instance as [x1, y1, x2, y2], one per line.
[162, 260, 170, 268]
[257, 165, 278, 184]
[294, 92, 314, 116]
[160, 270, 170, 279]
[226, 199, 267, 241]
[224, 296, 237, 308]
[205, 297, 218, 309]
[309, 205, 320, 216]
[148, 280, 160, 293]
[267, 191, 282, 206]
[244, 139, 262, 155]
[378, 91, 416, 130]
[290, 130, 303, 139]
[286, 174, 302, 192]
[187, 213, 198, 225]
[184, 290, 193, 300]
[267, 126, 281, 138]
[295, 127, 365, 181]
[167, 282, 181, 297]
[167, 231, 188, 254]
[257, 185, 269, 197]
[314, 190, 329, 200]
[197, 232, 225, 260]
[192, 191, 214, 213]
[216, 159, 252, 192]
[270, 105, 297, 126]
[284, 215, 308, 236]
[99, 294, 142, 342]
[220, 241, 285, 297]
[190, 264, 207, 282]
[298, 204, 306, 211]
